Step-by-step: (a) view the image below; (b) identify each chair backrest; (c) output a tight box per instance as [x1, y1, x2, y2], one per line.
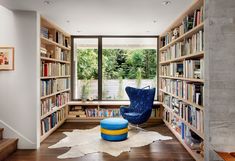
[125, 86, 156, 113]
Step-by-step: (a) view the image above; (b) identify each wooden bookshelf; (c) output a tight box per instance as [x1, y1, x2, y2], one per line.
[41, 57, 70, 64]
[160, 51, 204, 65]
[160, 23, 204, 51]
[159, 75, 204, 83]
[159, 0, 205, 160]
[163, 120, 204, 161]
[160, 89, 204, 111]
[41, 75, 70, 79]
[67, 101, 162, 122]
[162, 104, 204, 138]
[40, 16, 71, 142]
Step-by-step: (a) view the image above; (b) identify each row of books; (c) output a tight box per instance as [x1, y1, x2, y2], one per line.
[161, 79, 203, 105]
[40, 47, 70, 62]
[41, 62, 70, 77]
[85, 108, 121, 118]
[41, 92, 69, 116]
[171, 116, 203, 151]
[55, 47, 70, 61]
[160, 59, 203, 79]
[171, 98, 204, 133]
[161, 6, 203, 46]
[160, 30, 204, 62]
[41, 27, 49, 39]
[41, 108, 65, 135]
[56, 31, 70, 48]
[41, 78, 70, 97]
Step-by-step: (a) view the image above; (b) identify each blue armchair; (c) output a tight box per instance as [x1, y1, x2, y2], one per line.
[120, 86, 156, 125]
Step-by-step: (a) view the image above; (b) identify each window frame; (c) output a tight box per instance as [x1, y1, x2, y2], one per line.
[71, 35, 160, 101]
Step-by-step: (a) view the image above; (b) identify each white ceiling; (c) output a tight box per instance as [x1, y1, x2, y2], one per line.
[0, 0, 193, 35]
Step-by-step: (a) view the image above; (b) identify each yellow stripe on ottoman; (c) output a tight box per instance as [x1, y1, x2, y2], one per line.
[101, 127, 128, 135]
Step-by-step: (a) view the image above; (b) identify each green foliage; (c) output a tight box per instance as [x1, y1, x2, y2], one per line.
[77, 48, 157, 80]
[77, 49, 98, 79]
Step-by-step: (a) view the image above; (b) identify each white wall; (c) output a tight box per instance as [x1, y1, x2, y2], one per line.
[0, 5, 40, 149]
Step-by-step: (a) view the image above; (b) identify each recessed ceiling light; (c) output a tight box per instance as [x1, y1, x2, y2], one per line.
[43, 0, 51, 5]
[162, 1, 171, 6]
[77, 30, 81, 33]
[66, 20, 70, 23]
[153, 20, 157, 23]
[146, 30, 150, 33]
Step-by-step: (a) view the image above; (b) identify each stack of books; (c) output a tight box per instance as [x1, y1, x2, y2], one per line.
[68, 106, 86, 118]
[40, 27, 49, 39]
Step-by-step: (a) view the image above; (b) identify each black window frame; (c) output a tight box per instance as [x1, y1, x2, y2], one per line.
[71, 35, 160, 101]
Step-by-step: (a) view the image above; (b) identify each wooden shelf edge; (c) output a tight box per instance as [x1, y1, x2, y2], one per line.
[159, 51, 204, 64]
[41, 75, 71, 79]
[159, 89, 204, 110]
[160, 23, 204, 51]
[41, 16, 71, 37]
[163, 120, 204, 161]
[41, 89, 70, 100]
[68, 101, 162, 106]
[162, 103, 204, 139]
[159, 76, 204, 83]
[41, 37, 71, 51]
[41, 104, 68, 120]
[41, 57, 70, 64]
[40, 118, 65, 143]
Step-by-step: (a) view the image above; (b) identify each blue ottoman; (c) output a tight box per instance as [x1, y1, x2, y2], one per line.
[100, 118, 128, 141]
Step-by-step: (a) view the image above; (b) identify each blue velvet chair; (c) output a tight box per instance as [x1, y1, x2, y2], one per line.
[120, 86, 156, 125]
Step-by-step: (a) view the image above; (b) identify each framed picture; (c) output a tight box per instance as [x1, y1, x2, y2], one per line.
[0, 47, 14, 70]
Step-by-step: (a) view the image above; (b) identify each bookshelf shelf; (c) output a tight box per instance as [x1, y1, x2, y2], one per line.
[160, 51, 204, 65]
[160, 22, 204, 51]
[40, 88, 70, 100]
[41, 37, 71, 51]
[41, 57, 70, 64]
[159, 76, 204, 83]
[40, 16, 71, 142]
[41, 104, 67, 120]
[159, 0, 205, 159]
[163, 120, 204, 161]
[40, 118, 66, 142]
[68, 101, 162, 106]
[160, 89, 204, 111]
[163, 104, 204, 139]
[40, 75, 70, 79]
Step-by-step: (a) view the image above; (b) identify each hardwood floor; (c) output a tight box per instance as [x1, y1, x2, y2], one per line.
[6, 122, 194, 161]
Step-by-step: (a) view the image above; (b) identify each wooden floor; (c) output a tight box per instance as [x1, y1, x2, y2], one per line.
[6, 122, 194, 161]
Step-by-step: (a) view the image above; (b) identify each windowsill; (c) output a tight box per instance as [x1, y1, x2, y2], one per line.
[68, 100, 162, 106]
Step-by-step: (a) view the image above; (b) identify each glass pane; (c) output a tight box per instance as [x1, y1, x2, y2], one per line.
[73, 38, 98, 100]
[102, 38, 158, 100]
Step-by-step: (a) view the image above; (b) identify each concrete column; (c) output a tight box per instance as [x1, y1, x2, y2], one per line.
[204, 0, 235, 160]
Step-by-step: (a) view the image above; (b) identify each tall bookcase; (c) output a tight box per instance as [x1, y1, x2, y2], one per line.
[159, 0, 205, 160]
[40, 17, 71, 142]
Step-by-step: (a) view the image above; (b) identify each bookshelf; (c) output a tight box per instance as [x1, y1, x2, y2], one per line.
[40, 17, 71, 142]
[66, 101, 163, 123]
[159, 0, 205, 160]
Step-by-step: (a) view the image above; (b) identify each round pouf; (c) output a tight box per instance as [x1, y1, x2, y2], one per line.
[100, 118, 128, 141]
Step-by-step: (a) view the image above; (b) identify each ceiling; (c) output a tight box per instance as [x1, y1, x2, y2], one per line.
[0, 0, 193, 35]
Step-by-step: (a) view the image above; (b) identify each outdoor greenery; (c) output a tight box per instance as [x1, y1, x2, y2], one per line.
[77, 49, 157, 80]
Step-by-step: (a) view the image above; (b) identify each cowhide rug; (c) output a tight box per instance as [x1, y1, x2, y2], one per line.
[49, 126, 172, 159]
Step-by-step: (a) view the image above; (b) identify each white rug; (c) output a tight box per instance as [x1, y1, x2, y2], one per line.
[49, 126, 172, 159]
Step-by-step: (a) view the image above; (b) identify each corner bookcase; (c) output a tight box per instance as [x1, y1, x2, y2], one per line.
[40, 17, 71, 142]
[159, 0, 205, 160]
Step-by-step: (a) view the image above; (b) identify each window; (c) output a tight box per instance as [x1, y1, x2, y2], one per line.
[72, 36, 158, 100]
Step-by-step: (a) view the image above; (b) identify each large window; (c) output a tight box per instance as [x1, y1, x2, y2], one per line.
[72, 36, 158, 100]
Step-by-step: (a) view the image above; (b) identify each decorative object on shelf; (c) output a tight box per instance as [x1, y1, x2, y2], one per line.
[49, 125, 172, 159]
[120, 86, 155, 125]
[172, 28, 179, 40]
[0, 47, 14, 71]
[100, 118, 128, 141]
[81, 79, 90, 102]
